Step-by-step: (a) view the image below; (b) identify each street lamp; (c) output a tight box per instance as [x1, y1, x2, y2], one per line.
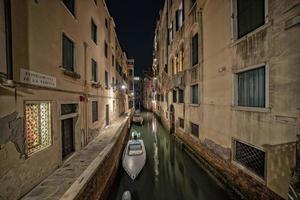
[121, 84, 126, 90]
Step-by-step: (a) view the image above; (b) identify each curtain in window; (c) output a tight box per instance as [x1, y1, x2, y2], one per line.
[238, 67, 265, 107]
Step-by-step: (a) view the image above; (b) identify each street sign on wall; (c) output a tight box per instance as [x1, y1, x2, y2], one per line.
[20, 68, 56, 88]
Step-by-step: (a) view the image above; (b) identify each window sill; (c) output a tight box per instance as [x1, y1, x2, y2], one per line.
[189, 103, 199, 107]
[60, 67, 81, 79]
[232, 106, 271, 113]
[231, 21, 272, 46]
[91, 81, 101, 88]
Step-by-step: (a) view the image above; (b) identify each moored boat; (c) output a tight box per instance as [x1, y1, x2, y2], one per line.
[122, 139, 146, 180]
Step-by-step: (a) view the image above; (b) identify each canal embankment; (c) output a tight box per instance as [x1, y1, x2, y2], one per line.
[175, 131, 284, 200]
[21, 112, 132, 200]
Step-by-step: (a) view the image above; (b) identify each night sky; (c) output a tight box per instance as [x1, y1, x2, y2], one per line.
[106, 0, 165, 76]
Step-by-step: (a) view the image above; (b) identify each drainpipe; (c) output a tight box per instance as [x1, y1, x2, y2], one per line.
[4, 0, 13, 82]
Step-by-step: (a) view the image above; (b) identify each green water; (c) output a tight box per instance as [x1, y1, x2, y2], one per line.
[108, 112, 232, 200]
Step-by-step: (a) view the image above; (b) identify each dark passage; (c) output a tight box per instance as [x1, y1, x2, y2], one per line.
[108, 112, 231, 200]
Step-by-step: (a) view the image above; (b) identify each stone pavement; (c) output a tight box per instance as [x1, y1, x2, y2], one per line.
[21, 114, 130, 200]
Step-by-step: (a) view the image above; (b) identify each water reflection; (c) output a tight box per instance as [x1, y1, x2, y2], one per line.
[108, 112, 231, 200]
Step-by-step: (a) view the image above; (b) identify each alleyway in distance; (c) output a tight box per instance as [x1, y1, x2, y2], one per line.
[108, 112, 233, 200]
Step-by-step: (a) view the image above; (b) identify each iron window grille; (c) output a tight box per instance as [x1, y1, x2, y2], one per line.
[61, 104, 77, 115]
[25, 102, 52, 155]
[233, 139, 266, 179]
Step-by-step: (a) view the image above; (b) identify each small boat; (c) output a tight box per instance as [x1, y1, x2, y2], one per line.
[122, 190, 132, 200]
[122, 139, 146, 180]
[132, 112, 143, 125]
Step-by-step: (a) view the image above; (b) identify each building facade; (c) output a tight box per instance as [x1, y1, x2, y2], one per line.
[152, 0, 300, 199]
[0, 0, 131, 199]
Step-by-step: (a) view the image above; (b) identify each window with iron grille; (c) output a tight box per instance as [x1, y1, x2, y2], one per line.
[92, 101, 98, 122]
[62, 34, 74, 72]
[105, 70, 109, 88]
[104, 41, 108, 58]
[178, 89, 184, 103]
[91, 59, 97, 82]
[237, 67, 265, 107]
[173, 90, 177, 103]
[236, 0, 265, 38]
[190, 122, 199, 137]
[233, 140, 266, 178]
[91, 19, 97, 44]
[190, 84, 198, 104]
[25, 102, 52, 155]
[62, 0, 75, 16]
[179, 118, 184, 129]
[191, 33, 198, 66]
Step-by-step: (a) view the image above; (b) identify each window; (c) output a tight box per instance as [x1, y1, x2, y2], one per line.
[173, 90, 177, 103]
[190, 0, 196, 9]
[190, 122, 199, 137]
[94, 0, 97, 5]
[112, 77, 115, 89]
[91, 59, 97, 82]
[112, 55, 115, 67]
[0, 0, 7, 75]
[128, 69, 133, 76]
[172, 57, 177, 75]
[62, 0, 75, 16]
[176, 2, 184, 31]
[113, 100, 116, 112]
[91, 19, 97, 44]
[61, 104, 77, 115]
[168, 23, 173, 45]
[164, 64, 168, 73]
[92, 101, 98, 122]
[190, 84, 198, 104]
[62, 34, 74, 72]
[104, 41, 108, 58]
[178, 89, 184, 103]
[236, 0, 265, 38]
[191, 33, 198, 66]
[105, 70, 108, 88]
[233, 140, 266, 178]
[105, 18, 108, 28]
[178, 49, 184, 72]
[237, 67, 265, 107]
[179, 118, 184, 129]
[25, 102, 52, 155]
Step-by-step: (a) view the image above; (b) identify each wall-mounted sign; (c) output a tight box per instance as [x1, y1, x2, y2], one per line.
[20, 68, 56, 88]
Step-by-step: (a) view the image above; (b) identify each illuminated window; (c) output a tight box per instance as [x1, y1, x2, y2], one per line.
[25, 102, 52, 155]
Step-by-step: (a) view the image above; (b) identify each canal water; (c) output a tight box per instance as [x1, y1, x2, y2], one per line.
[108, 112, 232, 200]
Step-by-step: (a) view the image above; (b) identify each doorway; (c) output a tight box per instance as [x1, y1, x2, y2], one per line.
[61, 117, 74, 159]
[169, 105, 175, 134]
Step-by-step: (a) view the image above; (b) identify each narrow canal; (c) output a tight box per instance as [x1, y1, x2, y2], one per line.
[108, 112, 232, 200]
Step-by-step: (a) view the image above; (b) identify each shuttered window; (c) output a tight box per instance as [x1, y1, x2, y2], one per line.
[62, 0, 75, 16]
[91, 19, 97, 44]
[192, 33, 198, 66]
[62, 34, 74, 72]
[190, 122, 199, 137]
[92, 101, 98, 122]
[91, 59, 97, 82]
[237, 0, 265, 38]
[190, 84, 198, 104]
[237, 67, 265, 107]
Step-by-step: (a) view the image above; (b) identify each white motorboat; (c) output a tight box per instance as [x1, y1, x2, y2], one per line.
[122, 139, 146, 180]
[132, 112, 143, 125]
[122, 190, 132, 200]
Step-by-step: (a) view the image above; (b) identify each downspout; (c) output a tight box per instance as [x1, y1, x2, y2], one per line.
[83, 42, 88, 146]
[4, 0, 13, 82]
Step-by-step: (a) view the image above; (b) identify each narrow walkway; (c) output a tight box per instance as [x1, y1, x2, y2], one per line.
[22, 114, 130, 200]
